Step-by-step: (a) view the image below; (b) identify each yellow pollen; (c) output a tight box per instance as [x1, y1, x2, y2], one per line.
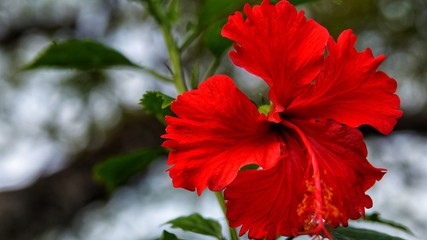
[297, 178, 341, 231]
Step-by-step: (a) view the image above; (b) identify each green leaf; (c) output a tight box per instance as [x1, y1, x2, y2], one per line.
[332, 227, 405, 240]
[197, 0, 250, 56]
[24, 40, 138, 70]
[364, 212, 413, 235]
[166, 0, 180, 23]
[289, 0, 323, 4]
[140, 91, 175, 123]
[190, 63, 200, 89]
[198, 0, 245, 28]
[166, 213, 224, 240]
[240, 164, 259, 171]
[93, 148, 165, 191]
[155, 230, 181, 240]
[202, 20, 232, 57]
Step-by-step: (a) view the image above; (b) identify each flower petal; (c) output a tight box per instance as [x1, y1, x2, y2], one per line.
[285, 30, 402, 135]
[162, 75, 282, 195]
[288, 119, 385, 234]
[221, 0, 329, 107]
[224, 134, 307, 240]
[224, 119, 385, 239]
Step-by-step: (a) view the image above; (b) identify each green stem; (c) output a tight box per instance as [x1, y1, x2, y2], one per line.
[215, 191, 239, 240]
[190, 63, 200, 89]
[146, 0, 187, 94]
[179, 29, 201, 51]
[162, 25, 187, 93]
[138, 66, 173, 83]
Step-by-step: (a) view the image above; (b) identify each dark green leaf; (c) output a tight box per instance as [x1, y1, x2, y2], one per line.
[198, 0, 245, 28]
[166, 0, 180, 24]
[166, 213, 224, 239]
[155, 230, 181, 240]
[240, 164, 259, 171]
[140, 91, 175, 123]
[197, 0, 251, 56]
[93, 148, 165, 191]
[332, 226, 405, 240]
[202, 20, 232, 57]
[289, 0, 323, 4]
[364, 212, 413, 235]
[24, 40, 138, 70]
[190, 63, 200, 89]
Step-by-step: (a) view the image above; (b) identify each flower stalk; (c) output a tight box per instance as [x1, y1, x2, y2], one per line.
[215, 191, 239, 240]
[146, 0, 187, 94]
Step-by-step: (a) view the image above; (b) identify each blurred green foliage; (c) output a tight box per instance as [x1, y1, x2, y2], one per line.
[166, 213, 225, 240]
[93, 148, 165, 191]
[23, 40, 138, 70]
[155, 230, 181, 240]
[333, 227, 405, 240]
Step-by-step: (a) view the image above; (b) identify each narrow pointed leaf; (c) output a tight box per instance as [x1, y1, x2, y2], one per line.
[24, 40, 138, 70]
[155, 230, 181, 240]
[93, 148, 165, 191]
[166, 213, 224, 239]
[332, 227, 405, 240]
[364, 212, 413, 235]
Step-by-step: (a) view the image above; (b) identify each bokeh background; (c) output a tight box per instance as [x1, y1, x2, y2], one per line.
[0, 0, 426, 239]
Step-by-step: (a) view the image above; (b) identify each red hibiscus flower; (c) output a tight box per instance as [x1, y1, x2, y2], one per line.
[162, 0, 402, 239]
